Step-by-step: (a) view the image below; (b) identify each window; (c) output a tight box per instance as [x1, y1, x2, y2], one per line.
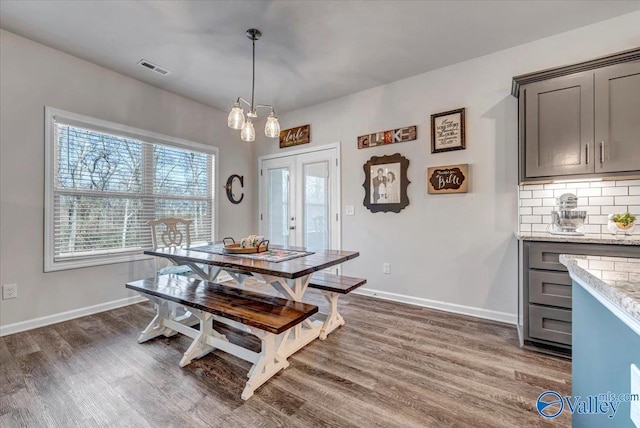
[44, 107, 217, 271]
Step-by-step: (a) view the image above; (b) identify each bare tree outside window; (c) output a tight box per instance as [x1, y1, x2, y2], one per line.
[53, 124, 214, 260]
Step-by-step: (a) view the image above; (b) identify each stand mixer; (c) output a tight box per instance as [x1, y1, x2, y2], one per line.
[549, 193, 587, 236]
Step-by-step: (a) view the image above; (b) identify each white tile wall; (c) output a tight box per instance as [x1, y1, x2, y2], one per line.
[518, 180, 640, 235]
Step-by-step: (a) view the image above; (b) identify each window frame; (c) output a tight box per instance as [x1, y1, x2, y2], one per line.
[44, 106, 219, 272]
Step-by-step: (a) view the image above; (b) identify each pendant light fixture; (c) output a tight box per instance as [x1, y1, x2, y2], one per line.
[227, 29, 280, 142]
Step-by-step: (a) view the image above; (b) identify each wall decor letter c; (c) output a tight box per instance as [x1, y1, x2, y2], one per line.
[225, 174, 244, 204]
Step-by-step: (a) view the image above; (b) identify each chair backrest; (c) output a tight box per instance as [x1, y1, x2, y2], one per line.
[149, 218, 192, 248]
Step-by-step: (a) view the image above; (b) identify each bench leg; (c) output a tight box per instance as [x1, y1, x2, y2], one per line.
[179, 312, 225, 367]
[134, 291, 291, 400]
[256, 275, 325, 358]
[241, 329, 289, 400]
[319, 291, 345, 340]
[137, 296, 201, 343]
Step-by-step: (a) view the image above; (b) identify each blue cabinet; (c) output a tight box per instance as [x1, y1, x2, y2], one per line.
[572, 281, 640, 428]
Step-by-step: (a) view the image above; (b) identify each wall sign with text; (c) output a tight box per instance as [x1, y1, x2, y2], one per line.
[427, 164, 469, 194]
[357, 125, 417, 149]
[279, 124, 310, 148]
[431, 108, 465, 153]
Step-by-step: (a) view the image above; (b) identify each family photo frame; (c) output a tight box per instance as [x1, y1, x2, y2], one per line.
[362, 153, 410, 213]
[431, 107, 465, 153]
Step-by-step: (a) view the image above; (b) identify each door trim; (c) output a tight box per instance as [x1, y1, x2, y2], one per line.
[259, 142, 341, 161]
[258, 142, 342, 252]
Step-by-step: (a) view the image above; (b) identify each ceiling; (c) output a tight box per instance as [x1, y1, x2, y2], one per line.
[1, 1, 639, 115]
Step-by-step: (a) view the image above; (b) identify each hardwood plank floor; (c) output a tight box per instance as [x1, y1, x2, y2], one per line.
[0, 289, 571, 427]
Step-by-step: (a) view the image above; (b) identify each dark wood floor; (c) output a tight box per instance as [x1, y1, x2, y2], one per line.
[0, 287, 571, 427]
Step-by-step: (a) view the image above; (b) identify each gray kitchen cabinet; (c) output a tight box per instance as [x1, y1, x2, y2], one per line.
[524, 72, 594, 178]
[513, 49, 640, 182]
[521, 241, 640, 357]
[594, 61, 640, 173]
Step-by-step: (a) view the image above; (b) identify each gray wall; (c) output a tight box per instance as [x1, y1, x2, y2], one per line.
[0, 30, 254, 329]
[2, 10, 639, 331]
[254, 12, 640, 322]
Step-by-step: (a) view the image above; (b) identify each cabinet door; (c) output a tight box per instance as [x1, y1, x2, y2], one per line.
[594, 61, 640, 173]
[524, 73, 594, 178]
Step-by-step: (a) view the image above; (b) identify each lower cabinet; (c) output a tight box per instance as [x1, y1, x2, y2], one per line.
[522, 241, 640, 356]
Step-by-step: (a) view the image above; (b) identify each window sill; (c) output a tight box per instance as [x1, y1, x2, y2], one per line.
[44, 252, 154, 272]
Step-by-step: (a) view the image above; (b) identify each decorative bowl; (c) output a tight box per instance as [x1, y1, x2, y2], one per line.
[607, 214, 636, 235]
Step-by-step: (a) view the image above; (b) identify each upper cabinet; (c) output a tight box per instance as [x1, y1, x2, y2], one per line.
[523, 72, 594, 178]
[513, 49, 640, 183]
[594, 62, 640, 174]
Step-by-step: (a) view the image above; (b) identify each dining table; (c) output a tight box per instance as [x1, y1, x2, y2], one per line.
[143, 242, 360, 358]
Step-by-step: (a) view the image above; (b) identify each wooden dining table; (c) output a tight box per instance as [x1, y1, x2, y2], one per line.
[143, 243, 360, 358]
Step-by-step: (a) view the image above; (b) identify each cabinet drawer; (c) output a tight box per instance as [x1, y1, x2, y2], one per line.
[529, 305, 572, 346]
[527, 242, 640, 271]
[528, 270, 572, 308]
[528, 244, 568, 271]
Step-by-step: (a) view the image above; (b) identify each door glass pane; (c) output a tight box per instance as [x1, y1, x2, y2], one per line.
[267, 167, 289, 246]
[303, 161, 329, 251]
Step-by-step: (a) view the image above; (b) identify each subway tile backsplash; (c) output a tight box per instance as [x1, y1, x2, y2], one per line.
[518, 180, 640, 235]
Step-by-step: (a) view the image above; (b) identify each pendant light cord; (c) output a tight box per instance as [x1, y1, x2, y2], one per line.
[251, 38, 255, 112]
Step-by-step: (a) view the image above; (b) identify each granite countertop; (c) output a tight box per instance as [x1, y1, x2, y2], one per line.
[560, 254, 640, 325]
[516, 231, 640, 245]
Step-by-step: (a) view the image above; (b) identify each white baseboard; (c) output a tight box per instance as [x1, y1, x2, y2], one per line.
[1, 286, 516, 337]
[0, 295, 147, 337]
[353, 288, 517, 325]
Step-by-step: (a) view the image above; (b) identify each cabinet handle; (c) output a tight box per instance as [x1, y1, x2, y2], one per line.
[585, 144, 589, 165]
[600, 141, 605, 164]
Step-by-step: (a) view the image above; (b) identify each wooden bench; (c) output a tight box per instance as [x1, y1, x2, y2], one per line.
[308, 272, 366, 339]
[126, 274, 318, 400]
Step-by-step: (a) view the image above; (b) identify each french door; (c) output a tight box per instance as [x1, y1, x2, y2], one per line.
[259, 145, 340, 252]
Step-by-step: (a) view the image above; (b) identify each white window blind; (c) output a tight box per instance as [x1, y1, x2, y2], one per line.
[44, 107, 217, 271]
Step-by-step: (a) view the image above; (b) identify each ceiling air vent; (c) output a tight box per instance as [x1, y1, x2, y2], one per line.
[137, 59, 170, 76]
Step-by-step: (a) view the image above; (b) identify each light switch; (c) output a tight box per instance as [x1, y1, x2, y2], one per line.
[345, 206, 355, 216]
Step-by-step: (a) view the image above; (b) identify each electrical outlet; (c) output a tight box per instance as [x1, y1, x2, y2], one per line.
[383, 263, 391, 274]
[2, 283, 17, 300]
[632, 364, 640, 428]
[345, 206, 355, 216]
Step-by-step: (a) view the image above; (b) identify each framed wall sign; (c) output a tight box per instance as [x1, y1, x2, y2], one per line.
[363, 153, 410, 213]
[357, 125, 416, 149]
[431, 108, 465, 153]
[427, 164, 469, 194]
[279, 124, 310, 148]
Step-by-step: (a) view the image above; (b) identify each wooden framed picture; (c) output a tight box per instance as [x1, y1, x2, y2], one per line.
[431, 108, 465, 153]
[362, 153, 410, 213]
[427, 163, 469, 194]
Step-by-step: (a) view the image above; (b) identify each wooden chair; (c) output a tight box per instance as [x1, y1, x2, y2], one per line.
[148, 218, 194, 276]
